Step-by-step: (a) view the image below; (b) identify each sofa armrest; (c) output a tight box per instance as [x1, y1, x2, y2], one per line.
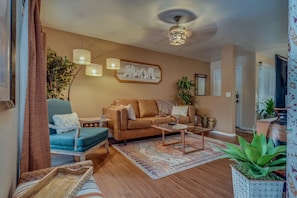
[188, 105, 195, 125]
[103, 106, 128, 131]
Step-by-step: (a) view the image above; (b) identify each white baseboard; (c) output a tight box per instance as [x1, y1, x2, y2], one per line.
[238, 126, 253, 131]
[210, 130, 237, 137]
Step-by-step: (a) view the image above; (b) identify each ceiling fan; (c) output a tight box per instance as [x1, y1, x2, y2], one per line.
[168, 15, 192, 46]
[153, 9, 217, 47]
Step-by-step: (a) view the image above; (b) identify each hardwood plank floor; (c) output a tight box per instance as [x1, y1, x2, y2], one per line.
[87, 131, 252, 198]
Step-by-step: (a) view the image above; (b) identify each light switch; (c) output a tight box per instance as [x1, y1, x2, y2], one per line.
[226, 92, 231, 97]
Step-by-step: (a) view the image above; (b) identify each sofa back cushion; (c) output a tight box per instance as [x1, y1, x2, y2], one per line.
[113, 99, 140, 118]
[138, 99, 159, 118]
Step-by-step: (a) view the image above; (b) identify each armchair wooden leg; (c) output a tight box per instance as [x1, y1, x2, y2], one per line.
[105, 141, 109, 153]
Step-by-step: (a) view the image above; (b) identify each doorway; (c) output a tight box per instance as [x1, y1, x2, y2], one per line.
[236, 66, 242, 128]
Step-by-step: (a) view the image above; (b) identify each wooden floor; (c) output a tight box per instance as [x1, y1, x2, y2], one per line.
[87, 131, 253, 198]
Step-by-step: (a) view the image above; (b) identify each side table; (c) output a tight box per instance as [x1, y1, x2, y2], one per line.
[79, 117, 111, 128]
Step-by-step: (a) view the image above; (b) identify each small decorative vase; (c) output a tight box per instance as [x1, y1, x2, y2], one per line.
[267, 108, 287, 146]
[208, 118, 216, 129]
[202, 116, 208, 128]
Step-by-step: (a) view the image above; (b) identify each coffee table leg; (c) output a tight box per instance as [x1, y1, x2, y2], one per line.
[182, 130, 186, 154]
[201, 132, 205, 149]
[162, 129, 165, 145]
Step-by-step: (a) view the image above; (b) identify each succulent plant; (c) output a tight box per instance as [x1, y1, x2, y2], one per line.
[219, 131, 286, 179]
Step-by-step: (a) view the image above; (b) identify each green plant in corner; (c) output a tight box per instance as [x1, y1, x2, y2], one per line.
[219, 131, 286, 179]
[47, 48, 76, 99]
[177, 76, 194, 105]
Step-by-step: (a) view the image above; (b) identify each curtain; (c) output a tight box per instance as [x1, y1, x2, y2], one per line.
[20, 0, 50, 174]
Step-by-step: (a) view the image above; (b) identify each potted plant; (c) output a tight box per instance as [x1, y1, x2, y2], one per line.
[258, 98, 275, 119]
[177, 76, 194, 105]
[219, 132, 286, 198]
[47, 48, 76, 99]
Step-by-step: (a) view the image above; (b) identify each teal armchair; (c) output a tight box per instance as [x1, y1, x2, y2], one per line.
[48, 99, 109, 161]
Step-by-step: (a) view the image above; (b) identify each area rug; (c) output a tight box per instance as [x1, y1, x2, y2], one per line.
[112, 134, 227, 180]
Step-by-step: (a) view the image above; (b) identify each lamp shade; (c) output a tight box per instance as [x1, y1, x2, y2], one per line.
[168, 26, 187, 46]
[106, 58, 120, 70]
[73, 49, 91, 65]
[85, 63, 103, 77]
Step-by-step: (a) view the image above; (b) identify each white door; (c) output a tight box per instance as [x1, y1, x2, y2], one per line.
[236, 66, 242, 128]
[212, 69, 221, 96]
[258, 64, 275, 112]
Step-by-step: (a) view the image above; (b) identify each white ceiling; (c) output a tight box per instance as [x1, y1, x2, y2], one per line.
[40, 0, 288, 62]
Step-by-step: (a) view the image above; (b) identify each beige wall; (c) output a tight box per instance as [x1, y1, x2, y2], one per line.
[44, 27, 210, 117]
[194, 47, 258, 134]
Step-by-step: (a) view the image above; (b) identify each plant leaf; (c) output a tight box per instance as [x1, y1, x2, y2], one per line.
[244, 144, 261, 163]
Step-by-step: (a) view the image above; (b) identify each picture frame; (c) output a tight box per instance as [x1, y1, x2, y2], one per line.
[0, 0, 15, 111]
[115, 60, 162, 84]
[195, 74, 207, 96]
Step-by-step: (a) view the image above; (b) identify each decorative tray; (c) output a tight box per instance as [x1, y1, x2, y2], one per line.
[19, 166, 93, 198]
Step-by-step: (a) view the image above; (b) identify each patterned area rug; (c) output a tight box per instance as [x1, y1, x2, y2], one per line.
[112, 134, 227, 180]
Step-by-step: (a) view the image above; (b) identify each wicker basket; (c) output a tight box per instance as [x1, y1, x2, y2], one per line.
[231, 165, 285, 198]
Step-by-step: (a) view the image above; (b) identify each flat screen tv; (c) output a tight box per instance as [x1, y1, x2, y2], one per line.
[275, 54, 287, 108]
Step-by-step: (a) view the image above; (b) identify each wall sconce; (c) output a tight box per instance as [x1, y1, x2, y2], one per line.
[106, 58, 120, 70]
[73, 49, 91, 65]
[85, 63, 103, 77]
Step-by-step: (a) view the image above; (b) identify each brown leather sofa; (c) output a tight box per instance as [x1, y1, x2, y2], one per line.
[102, 99, 195, 141]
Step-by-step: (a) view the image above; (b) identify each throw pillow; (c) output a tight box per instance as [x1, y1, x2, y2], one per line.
[52, 112, 81, 134]
[156, 99, 176, 116]
[120, 104, 136, 120]
[171, 106, 188, 117]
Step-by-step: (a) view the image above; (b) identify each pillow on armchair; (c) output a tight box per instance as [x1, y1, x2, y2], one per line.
[52, 112, 81, 134]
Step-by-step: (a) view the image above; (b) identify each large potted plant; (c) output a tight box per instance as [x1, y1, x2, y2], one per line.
[177, 76, 194, 105]
[219, 132, 286, 198]
[47, 48, 76, 99]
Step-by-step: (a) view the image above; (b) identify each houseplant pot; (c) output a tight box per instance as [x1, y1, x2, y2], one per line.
[219, 132, 286, 198]
[231, 165, 284, 198]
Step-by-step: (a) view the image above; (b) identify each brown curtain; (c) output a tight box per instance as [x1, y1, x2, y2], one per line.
[20, 0, 51, 174]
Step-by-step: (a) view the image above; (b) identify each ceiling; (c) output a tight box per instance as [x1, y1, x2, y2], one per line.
[40, 0, 288, 62]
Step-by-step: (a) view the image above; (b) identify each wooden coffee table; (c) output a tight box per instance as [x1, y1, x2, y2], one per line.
[185, 126, 212, 153]
[151, 124, 212, 154]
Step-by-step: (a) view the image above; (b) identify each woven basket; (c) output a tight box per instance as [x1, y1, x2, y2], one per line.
[231, 165, 285, 198]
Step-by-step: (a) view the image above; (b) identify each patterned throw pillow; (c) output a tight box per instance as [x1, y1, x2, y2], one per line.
[52, 112, 81, 134]
[156, 99, 176, 116]
[120, 104, 136, 120]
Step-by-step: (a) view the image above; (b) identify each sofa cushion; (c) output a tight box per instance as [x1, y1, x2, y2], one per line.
[138, 99, 159, 118]
[171, 105, 188, 116]
[113, 99, 140, 118]
[150, 116, 172, 124]
[177, 116, 190, 124]
[50, 127, 108, 152]
[127, 118, 152, 129]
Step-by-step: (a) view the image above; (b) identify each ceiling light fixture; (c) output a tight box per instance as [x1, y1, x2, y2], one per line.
[168, 16, 187, 46]
[73, 49, 91, 65]
[106, 58, 120, 70]
[85, 63, 103, 77]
